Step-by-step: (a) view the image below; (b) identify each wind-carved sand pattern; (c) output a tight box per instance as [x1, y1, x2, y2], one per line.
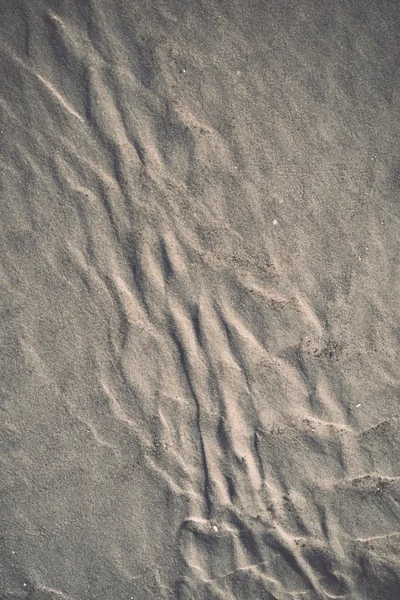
[132, 240, 352, 599]
[2, 1, 400, 599]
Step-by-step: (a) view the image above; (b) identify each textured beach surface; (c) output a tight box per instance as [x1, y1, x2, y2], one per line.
[1, 1, 400, 598]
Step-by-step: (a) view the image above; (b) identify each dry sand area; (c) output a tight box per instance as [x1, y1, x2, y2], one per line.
[2, 0, 400, 598]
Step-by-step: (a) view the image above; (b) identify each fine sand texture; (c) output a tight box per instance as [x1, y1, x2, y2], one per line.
[1, 1, 400, 598]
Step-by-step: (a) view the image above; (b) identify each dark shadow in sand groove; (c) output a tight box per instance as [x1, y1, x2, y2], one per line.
[169, 321, 213, 520]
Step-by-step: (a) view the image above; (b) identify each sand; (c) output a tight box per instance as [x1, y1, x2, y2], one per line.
[1, 0, 400, 598]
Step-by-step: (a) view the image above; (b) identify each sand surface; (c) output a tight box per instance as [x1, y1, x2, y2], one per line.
[1, 1, 400, 598]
